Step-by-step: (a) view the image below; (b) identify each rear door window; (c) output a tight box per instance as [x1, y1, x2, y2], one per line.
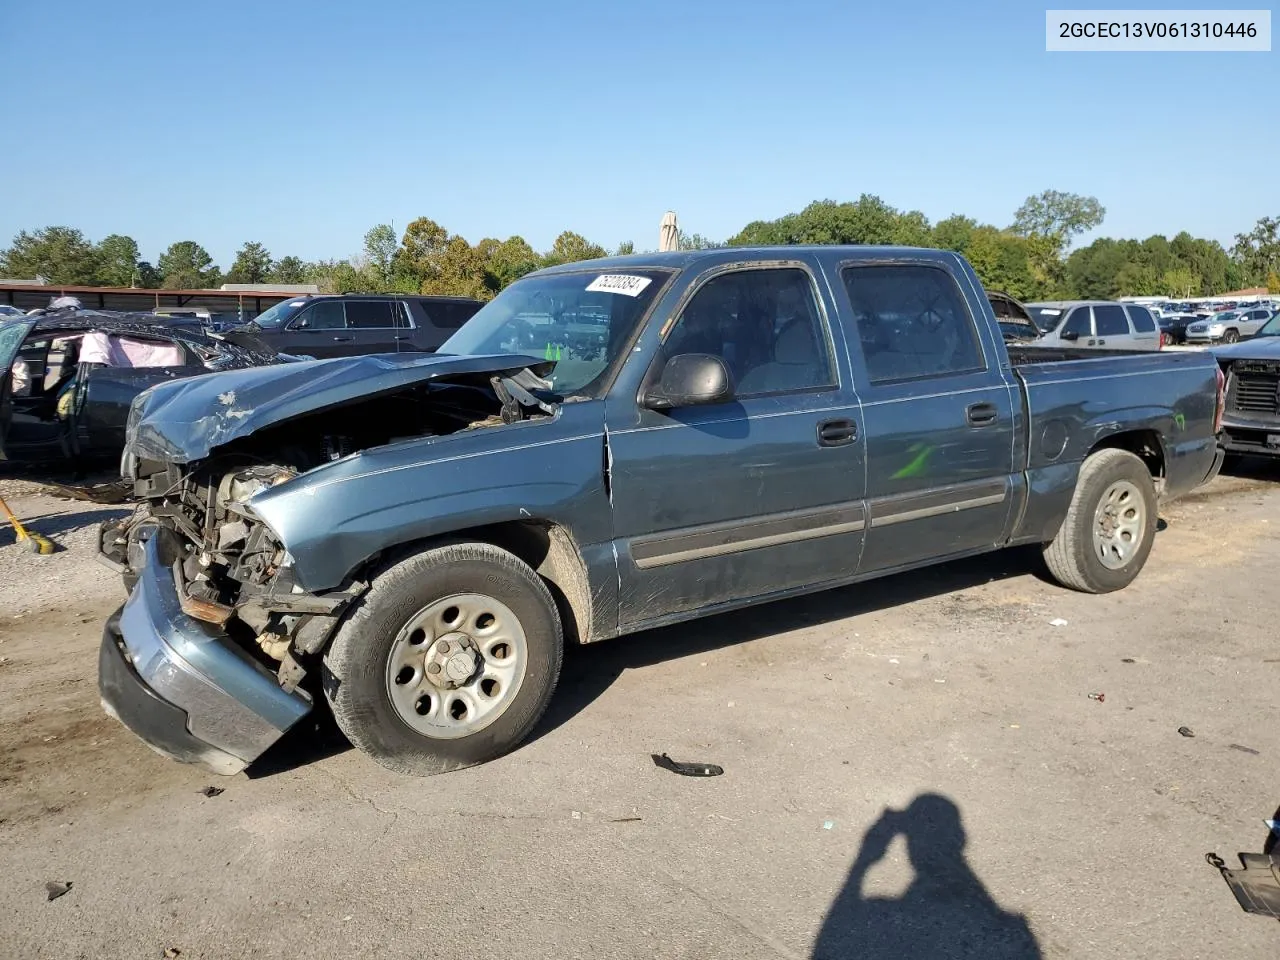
[1127, 306, 1156, 332]
[842, 264, 985, 383]
[345, 300, 397, 329]
[1094, 305, 1129, 337]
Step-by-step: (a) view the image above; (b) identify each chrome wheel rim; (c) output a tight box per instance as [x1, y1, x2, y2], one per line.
[385, 593, 527, 740]
[1092, 479, 1145, 570]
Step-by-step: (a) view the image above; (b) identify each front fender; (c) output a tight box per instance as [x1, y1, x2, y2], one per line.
[248, 411, 611, 592]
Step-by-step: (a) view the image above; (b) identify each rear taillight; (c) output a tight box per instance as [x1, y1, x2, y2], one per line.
[1213, 365, 1226, 434]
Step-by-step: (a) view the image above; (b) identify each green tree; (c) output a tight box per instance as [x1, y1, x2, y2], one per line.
[0, 226, 101, 284]
[393, 217, 450, 290]
[1268, 270, 1280, 294]
[225, 241, 273, 284]
[136, 261, 162, 288]
[158, 240, 220, 289]
[484, 236, 540, 292]
[965, 228, 1038, 300]
[932, 215, 977, 253]
[1232, 216, 1280, 286]
[1065, 238, 1126, 298]
[95, 234, 142, 286]
[422, 236, 490, 299]
[1011, 190, 1106, 247]
[677, 231, 720, 250]
[1114, 261, 1159, 296]
[544, 231, 607, 265]
[363, 224, 398, 287]
[1160, 266, 1199, 297]
[269, 256, 308, 284]
[615, 240, 635, 256]
[891, 210, 933, 247]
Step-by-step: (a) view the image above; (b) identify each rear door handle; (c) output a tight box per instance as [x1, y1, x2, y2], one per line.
[966, 402, 998, 426]
[817, 418, 858, 446]
[332, 335, 354, 342]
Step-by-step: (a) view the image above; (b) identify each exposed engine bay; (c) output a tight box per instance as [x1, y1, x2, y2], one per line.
[100, 365, 557, 691]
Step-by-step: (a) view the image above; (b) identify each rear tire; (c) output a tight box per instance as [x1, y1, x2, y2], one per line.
[1043, 449, 1158, 594]
[322, 541, 563, 776]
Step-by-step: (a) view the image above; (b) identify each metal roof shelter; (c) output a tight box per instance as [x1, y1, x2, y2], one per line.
[0, 281, 318, 320]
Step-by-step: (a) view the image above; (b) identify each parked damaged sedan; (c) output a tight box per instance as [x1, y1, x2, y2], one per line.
[0, 311, 282, 470]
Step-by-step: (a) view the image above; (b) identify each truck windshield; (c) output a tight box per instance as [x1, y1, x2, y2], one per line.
[1255, 314, 1280, 337]
[248, 299, 309, 329]
[441, 269, 670, 396]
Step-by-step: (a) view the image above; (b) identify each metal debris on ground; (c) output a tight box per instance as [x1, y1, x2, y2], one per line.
[651, 753, 724, 777]
[1178, 726, 1196, 738]
[44, 881, 72, 901]
[1088, 692, 1106, 702]
[198, 786, 225, 798]
[1207, 852, 1280, 919]
[1229, 744, 1261, 755]
[1121, 658, 1136, 663]
[610, 816, 643, 823]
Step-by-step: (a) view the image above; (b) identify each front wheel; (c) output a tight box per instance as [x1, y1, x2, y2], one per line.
[1221, 329, 1240, 344]
[1043, 448, 1158, 593]
[322, 541, 563, 776]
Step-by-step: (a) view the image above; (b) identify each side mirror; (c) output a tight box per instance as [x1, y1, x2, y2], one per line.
[1061, 329, 1079, 342]
[643, 353, 734, 410]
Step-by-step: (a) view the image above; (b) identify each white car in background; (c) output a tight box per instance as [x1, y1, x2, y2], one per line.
[1185, 307, 1275, 344]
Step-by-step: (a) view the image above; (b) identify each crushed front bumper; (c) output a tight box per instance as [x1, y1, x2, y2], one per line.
[98, 535, 312, 775]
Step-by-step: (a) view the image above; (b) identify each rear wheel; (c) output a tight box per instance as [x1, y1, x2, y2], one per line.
[1043, 448, 1158, 593]
[322, 542, 563, 776]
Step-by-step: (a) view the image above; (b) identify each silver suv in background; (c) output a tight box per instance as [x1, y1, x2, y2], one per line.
[1024, 301, 1162, 351]
[1185, 307, 1275, 344]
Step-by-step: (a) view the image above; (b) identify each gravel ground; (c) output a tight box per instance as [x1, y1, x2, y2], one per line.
[1, 465, 1279, 959]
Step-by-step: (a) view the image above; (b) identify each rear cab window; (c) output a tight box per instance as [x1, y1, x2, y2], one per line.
[841, 263, 985, 383]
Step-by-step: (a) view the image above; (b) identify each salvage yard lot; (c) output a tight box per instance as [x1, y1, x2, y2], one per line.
[2, 469, 1279, 959]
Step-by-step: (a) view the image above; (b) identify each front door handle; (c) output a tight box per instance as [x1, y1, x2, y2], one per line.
[393, 335, 411, 341]
[332, 335, 354, 342]
[817, 418, 858, 447]
[966, 402, 998, 426]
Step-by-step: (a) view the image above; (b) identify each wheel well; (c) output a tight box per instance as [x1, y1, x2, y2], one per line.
[1088, 429, 1164, 479]
[368, 521, 594, 646]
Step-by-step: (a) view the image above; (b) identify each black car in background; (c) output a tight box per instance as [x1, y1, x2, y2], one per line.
[234, 294, 484, 358]
[1157, 313, 1199, 345]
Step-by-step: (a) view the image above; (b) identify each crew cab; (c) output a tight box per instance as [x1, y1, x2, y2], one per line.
[233, 294, 484, 358]
[97, 247, 1226, 777]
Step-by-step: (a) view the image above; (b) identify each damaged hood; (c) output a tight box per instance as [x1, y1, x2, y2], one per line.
[126, 351, 553, 463]
[1211, 338, 1280, 361]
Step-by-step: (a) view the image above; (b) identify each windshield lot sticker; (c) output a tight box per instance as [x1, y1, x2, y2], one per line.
[586, 275, 652, 297]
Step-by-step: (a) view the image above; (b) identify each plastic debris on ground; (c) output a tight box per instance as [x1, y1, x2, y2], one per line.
[199, 786, 225, 798]
[1048, 618, 1069, 627]
[651, 753, 724, 777]
[45, 881, 72, 901]
[1178, 726, 1196, 738]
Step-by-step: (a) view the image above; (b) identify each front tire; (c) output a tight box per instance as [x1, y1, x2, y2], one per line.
[1221, 329, 1240, 344]
[1043, 449, 1158, 593]
[322, 541, 563, 776]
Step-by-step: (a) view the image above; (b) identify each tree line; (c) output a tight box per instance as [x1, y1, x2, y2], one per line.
[2, 192, 1277, 303]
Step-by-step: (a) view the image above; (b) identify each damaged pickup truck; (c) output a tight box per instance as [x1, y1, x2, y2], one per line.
[98, 246, 1227, 777]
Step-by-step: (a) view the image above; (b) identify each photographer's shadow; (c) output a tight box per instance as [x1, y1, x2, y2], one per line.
[813, 793, 1041, 960]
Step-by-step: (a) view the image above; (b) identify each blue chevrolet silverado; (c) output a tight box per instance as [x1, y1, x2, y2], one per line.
[97, 246, 1226, 776]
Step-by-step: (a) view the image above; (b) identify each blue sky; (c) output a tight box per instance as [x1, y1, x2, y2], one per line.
[1, 0, 1276, 268]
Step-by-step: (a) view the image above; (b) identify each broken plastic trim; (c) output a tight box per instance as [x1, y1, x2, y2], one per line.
[651, 752, 724, 777]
